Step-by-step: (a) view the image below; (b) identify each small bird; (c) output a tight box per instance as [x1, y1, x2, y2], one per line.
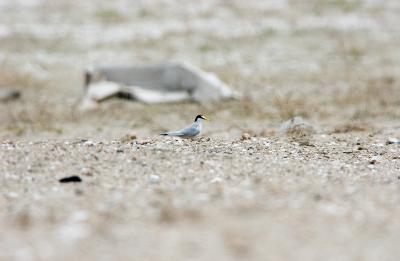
[160, 115, 209, 138]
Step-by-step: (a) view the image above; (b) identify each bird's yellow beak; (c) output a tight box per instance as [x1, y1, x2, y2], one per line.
[202, 116, 209, 121]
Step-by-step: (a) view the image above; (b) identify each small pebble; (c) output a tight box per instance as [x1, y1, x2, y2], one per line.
[241, 133, 251, 140]
[0, 89, 20, 102]
[387, 137, 400, 145]
[81, 167, 93, 176]
[149, 175, 160, 184]
[84, 140, 95, 146]
[369, 156, 380, 165]
[121, 132, 137, 142]
[211, 177, 223, 183]
[59, 176, 82, 183]
[70, 211, 89, 222]
[6, 192, 19, 199]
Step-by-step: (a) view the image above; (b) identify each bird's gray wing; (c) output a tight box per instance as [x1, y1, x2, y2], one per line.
[178, 125, 200, 136]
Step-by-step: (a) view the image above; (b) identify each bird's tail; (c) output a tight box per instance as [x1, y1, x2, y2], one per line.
[160, 131, 183, 137]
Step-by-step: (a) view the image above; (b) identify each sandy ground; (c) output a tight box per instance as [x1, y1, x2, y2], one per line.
[1, 0, 400, 260]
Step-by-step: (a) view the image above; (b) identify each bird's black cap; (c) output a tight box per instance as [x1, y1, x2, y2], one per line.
[194, 115, 208, 122]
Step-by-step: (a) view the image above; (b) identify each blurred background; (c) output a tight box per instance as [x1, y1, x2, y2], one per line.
[1, 1, 400, 261]
[1, 0, 400, 139]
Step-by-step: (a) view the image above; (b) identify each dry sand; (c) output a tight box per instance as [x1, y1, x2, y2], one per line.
[1, 0, 400, 260]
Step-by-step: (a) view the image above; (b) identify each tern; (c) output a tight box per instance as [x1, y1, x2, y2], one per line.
[160, 115, 209, 138]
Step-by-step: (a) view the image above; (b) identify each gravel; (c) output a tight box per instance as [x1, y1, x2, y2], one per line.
[1, 134, 400, 260]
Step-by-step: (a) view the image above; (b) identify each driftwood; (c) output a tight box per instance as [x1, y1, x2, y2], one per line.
[80, 63, 234, 110]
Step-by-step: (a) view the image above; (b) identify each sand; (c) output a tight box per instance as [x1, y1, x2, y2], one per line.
[1, 0, 400, 260]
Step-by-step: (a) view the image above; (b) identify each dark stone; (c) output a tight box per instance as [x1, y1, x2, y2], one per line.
[59, 175, 82, 183]
[0, 89, 20, 102]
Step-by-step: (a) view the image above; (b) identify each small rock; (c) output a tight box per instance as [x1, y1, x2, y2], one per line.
[59, 176, 82, 183]
[211, 177, 223, 183]
[57, 223, 90, 242]
[320, 203, 346, 217]
[0, 89, 20, 102]
[75, 189, 84, 195]
[241, 133, 251, 140]
[69, 211, 89, 222]
[313, 194, 322, 201]
[193, 178, 201, 184]
[80, 167, 93, 176]
[387, 137, 400, 145]
[369, 156, 380, 165]
[83, 140, 95, 146]
[1, 140, 13, 145]
[149, 175, 160, 184]
[278, 116, 315, 136]
[120, 132, 137, 143]
[5, 192, 19, 199]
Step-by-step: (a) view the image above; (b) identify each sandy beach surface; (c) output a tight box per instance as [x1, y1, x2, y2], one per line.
[1, 1, 400, 260]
